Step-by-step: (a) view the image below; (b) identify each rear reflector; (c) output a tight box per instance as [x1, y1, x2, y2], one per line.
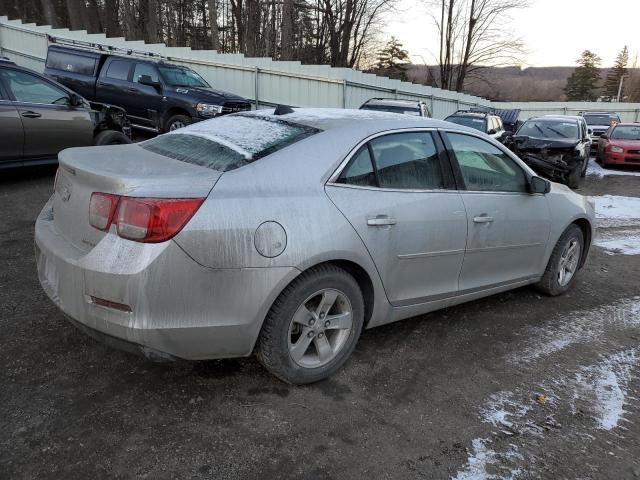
[88, 194, 204, 243]
[89, 193, 120, 231]
[90, 296, 132, 313]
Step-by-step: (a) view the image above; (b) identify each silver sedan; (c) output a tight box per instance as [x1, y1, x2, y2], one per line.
[35, 108, 595, 384]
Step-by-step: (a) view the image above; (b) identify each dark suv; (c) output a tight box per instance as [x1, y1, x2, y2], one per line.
[44, 43, 252, 133]
[0, 58, 131, 169]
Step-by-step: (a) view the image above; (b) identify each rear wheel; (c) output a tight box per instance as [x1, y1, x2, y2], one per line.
[93, 130, 131, 146]
[256, 264, 364, 384]
[535, 224, 584, 296]
[164, 114, 192, 132]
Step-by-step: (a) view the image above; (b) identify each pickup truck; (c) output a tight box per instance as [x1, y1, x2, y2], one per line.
[44, 44, 252, 133]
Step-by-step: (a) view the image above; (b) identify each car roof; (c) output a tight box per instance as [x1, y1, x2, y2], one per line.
[447, 111, 488, 118]
[363, 98, 422, 107]
[533, 115, 580, 123]
[582, 111, 619, 115]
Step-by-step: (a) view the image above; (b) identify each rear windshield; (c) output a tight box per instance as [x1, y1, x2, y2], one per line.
[360, 104, 421, 116]
[583, 114, 620, 125]
[445, 115, 486, 132]
[141, 115, 319, 172]
[611, 125, 640, 140]
[517, 120, 579, 140]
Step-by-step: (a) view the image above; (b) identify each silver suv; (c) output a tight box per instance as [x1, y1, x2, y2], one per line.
[580, 112, 621, 149]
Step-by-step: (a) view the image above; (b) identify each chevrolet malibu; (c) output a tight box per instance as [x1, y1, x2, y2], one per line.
[35, 108, 595, 384]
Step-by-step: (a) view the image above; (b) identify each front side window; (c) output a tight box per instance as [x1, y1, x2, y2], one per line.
[447, 132, 527, 193]
[133, 63, 160, 83]
[0, 69, 69, 105]
[105, 60, 132, 81]
[370, 132, 444, 189]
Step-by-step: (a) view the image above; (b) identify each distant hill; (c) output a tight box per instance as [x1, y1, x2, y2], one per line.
[404, 65, 638, 101]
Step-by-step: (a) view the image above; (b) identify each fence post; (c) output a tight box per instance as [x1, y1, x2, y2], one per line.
[430, 95, 435, 117]
[393, 88, 398, 100]
[254, 66, 259, 109]
[563, 106, 567, 115]
[635, 109, 640, 122]
[342, 79, 347, 108]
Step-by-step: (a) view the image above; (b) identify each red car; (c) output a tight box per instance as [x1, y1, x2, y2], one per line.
[597, 123, 640, 168]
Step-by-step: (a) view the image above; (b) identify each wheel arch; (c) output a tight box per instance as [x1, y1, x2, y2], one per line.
[571, 217, 592, 268]
[162, 107, 193, 130]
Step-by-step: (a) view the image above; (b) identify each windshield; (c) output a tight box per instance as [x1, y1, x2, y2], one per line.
[141, 115, 319, 171]
[583, 114, 620, 125]
[517, 120, 579, 140]
[360, 104, 421, 116]
[159, 66, 210, 88]
[445, 116, 486, 132]
[610, 125, 640, 140]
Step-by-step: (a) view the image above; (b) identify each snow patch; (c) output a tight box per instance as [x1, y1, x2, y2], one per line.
[594, 231, 640, 255]
[452, 439, 523, 480]
[480, 392, 531, 428]
[591, 195, 640, 228]
[586, 159, 640, 178]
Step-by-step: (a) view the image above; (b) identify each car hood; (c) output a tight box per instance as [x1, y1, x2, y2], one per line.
[170, 86, 249, 104]
[608, 139, 640, 149]
[511, 135, 580, 152]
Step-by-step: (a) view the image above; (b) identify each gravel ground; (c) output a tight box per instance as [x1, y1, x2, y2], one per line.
[1, 161, 639, 480]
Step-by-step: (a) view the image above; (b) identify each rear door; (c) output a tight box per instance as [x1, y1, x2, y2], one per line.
[442, 131, 551, 292]
[0, 74, 24, 163]
[96, 58, 134, 112]
[0, 67, 93, 160]
[326, 130, 467, 306]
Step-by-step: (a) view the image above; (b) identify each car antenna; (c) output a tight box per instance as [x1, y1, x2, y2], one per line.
[274, 104, 294, 115]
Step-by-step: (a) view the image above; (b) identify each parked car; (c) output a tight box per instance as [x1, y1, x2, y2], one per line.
[580, 111, 621, 149]
[596, 123, 640, 168]
[444, 110, 506, 140]
[44, 43, 252, 133]
[504, 115, 591, 188]
[360, 98, 431, 117]
[35, 108, 594, 384]
[0, 57, 131, 169]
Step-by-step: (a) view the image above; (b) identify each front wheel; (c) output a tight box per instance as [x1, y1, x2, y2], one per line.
[256, 265, 364, 384]
[164, 114, 192, 132]
[535, 224, 584, 296]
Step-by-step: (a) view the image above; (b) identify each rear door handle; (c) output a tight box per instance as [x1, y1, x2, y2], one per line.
[127, 87, 138, 92]
[473, 215, 494, 223]
[367, 216, 397, 226]
[21, 111, 42, 118]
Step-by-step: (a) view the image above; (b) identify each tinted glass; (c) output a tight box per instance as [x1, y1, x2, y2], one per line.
[133, 63, 160, 83]
[105, 60, 132, 80]
[337, 147, 376, 187]
[448, 132, 527, 193]
[0, 69, 68, 104]
[517, 120, 579, 140]
[158, 66, 209, 87]
[445, 115, 486, 132]
[46, 51, 96, 75]
[369, 132, 444, 189]
[611, 125, 640, 140]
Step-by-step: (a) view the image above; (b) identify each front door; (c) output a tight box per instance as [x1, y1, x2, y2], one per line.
[127, 62, 164, 127]
[0, 68, 93, 160]
[326, 130, 467, 306]
[443, 131, 551, 292]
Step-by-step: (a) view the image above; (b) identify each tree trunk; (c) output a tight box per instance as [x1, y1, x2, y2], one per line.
[207, 0, 220, 50]
[40, 0, 57, 26]
[280, 0, 294, 59]
[145, 0, 159, 43]
[102, 0, 121, 37]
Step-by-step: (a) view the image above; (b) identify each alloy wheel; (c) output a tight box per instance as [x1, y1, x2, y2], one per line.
[558, 239, 580, 287]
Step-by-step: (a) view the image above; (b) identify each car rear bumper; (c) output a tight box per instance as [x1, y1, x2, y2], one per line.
[35, 198, 299, 360]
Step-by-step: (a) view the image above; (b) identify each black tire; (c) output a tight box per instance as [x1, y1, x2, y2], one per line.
[256, 264, 364, 385]
[93, 130, 132, 146]
[164, 114, 192, 132]
[535, 224, 584, 296]
[566, 163, 582, 188]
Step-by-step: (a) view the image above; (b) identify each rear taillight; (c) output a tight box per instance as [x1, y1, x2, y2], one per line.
[89, 194, 203, 243]
[89, 193, 120, 231]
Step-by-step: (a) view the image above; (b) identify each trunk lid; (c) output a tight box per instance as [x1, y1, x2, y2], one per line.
[53, 144, 221, 252]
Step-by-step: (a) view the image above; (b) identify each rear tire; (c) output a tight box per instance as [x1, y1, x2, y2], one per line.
[535, 224, 584, 296]
[164, 114, 191, 132]
[256, 264, 364, 385]
[93, 130, 131, 146]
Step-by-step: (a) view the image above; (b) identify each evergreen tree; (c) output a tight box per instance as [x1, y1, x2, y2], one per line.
[373, 37, 410, 80]
[603, 46, 629, 100]
[564, 50, 602, 101]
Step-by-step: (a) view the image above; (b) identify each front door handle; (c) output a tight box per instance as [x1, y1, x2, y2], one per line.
[473, 215, 494, 224]
[367, 216, 397, 226]
[21, 111, 42, 118]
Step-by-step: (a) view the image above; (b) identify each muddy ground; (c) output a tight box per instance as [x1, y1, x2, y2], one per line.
[1, 161, 639, 479]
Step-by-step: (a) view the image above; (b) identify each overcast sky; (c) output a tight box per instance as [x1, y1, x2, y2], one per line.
[385, 0, 639, 67]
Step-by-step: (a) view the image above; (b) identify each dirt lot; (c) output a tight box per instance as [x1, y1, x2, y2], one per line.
[1, 161, 639, 479]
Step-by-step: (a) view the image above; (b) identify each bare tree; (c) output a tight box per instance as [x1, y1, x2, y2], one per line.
[426, 0, 528, 91]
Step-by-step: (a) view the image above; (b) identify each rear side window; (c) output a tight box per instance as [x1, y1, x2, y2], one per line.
[46, 51, 96, 75]
[337, 147, 376, 187]
[105, 60, 132, 81]
[141, 115, 319, 172]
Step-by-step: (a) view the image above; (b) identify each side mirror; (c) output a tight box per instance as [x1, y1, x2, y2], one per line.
[69, 93, 83, 107]
[139, 75, 162, 90]
[529, 176, 550, 194]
